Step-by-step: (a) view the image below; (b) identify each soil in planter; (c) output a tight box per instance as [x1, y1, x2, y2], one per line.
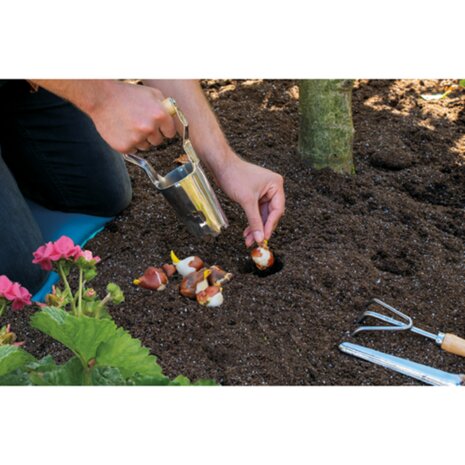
[9, 79, 465, 385]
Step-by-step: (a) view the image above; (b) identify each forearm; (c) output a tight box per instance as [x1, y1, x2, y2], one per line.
[143, 79, 239, 177]
[28, 79, 115, 116]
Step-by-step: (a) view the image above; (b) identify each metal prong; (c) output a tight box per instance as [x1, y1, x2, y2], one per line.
[352, 299, 413, 336]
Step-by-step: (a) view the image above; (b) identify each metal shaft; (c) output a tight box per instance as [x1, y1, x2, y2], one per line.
[339, 342, 464, 386]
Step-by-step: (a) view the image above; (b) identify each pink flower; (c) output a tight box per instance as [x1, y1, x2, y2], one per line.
[0, 275, 13, 295]
[76, 249, 101, 264]
[32, 236, 82, 270]
[49, 236, 82, 261]
[32, 241, 55, 270]
[0, 276, 31, 311]
[3, 282, 32, 310]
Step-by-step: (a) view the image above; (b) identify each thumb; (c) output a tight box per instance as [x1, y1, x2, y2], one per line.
[242, 201, 264, 244]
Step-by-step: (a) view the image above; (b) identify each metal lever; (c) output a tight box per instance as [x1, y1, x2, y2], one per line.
[122, 152, 164, 186]
[161, 97, 199, 164]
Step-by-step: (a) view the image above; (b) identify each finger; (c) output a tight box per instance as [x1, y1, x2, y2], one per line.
[135, 140, 151, 151]
[259, 202, 269, 224]
[263, 192, 285, 239]
[264, 209, 282, 239]
[242, 199, 264, 245]
[159, 114, 177, 138]
[243, 225, 252, 238]
[146, 128, 165, 146]
[244, 231, 255, 247]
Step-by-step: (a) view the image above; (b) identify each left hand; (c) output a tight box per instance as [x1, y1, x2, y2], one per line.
[216, 157, 285, 247]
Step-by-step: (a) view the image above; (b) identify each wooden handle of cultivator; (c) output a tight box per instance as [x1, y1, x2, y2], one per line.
[441, 333, 465, 358]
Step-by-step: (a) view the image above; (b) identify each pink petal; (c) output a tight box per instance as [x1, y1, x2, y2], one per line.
[3, 282, 20, 301]
[3, 282, 32, 310]
[32, 242, 54, 270]
[50, 236, 78, 260]
[79, 250, 93, 260]
[76, 249, 100, 263]
[0, 275, 13, 294]
[11, 298, 29, 311]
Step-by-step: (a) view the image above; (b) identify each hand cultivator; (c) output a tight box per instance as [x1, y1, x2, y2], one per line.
[352, 298, 465, 358]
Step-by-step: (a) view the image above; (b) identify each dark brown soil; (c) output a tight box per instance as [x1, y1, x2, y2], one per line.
[10, 80, 465, 385]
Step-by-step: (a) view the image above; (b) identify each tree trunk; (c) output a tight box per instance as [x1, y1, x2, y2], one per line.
[298, 79, 355, 174]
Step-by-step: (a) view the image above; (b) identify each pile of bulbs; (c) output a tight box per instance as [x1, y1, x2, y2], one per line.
[133, 242, 275, 308]
[133, 251, 233, 307]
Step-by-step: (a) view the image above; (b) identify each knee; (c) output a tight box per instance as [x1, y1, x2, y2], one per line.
[84, 148, 133, 216]
[97, 176, 133, 216]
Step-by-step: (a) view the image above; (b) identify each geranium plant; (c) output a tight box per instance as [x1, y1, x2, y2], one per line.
[0, 236, 215, 386]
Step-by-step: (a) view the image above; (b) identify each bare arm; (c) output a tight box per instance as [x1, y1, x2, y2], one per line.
[31, 79, 284, 244]
[143, 80, 235, 176]
[29, 80, 111, 114]
[29, 79, 176, 153]
[144, 79, 285, 245]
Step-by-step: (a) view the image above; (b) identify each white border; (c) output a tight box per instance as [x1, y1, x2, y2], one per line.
[1, 1, 465, 77]
[3, 387, 465, 463]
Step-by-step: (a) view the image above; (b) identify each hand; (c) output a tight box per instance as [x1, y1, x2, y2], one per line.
[216, 157, 285, 247]
[87, 81, 177, 153]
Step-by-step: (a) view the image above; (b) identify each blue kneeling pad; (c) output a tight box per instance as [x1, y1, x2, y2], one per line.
[27, 200, 114, 302]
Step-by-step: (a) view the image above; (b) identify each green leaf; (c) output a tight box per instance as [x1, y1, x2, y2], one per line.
[26, 355, 57, 372]
[171, 375, 191, 386]
[30, 307, 118, 364]
[106, 283, 124, 304]
[82, 300, 106, 318]
[0, 369, 32, 385]
[30, 307, 177, 385]
[83, 268, 97, 281]
[29, 357, 84, 386]
[459, 79, 465, 87]
[0, 345, 35, 377]
[95, 327, 164, 378]
[128, 373, 170, 386]
[92, 366, 127, 385]
[170, 375, 218, 386]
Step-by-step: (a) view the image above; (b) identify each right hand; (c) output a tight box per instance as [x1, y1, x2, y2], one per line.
[87, 81, 177, 153]
[215, 157, 285, 247]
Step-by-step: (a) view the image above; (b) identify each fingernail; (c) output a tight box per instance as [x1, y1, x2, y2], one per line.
[253, 230, 264, 243]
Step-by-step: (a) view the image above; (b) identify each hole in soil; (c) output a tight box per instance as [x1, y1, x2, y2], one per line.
[238, 254, 284, 278]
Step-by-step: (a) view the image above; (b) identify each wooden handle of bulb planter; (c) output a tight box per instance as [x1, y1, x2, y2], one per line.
[441, 333, 465, 358]
[162, 97, 177, 116]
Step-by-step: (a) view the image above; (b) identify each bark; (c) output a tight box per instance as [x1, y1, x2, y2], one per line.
[298, 79, 355, 174]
